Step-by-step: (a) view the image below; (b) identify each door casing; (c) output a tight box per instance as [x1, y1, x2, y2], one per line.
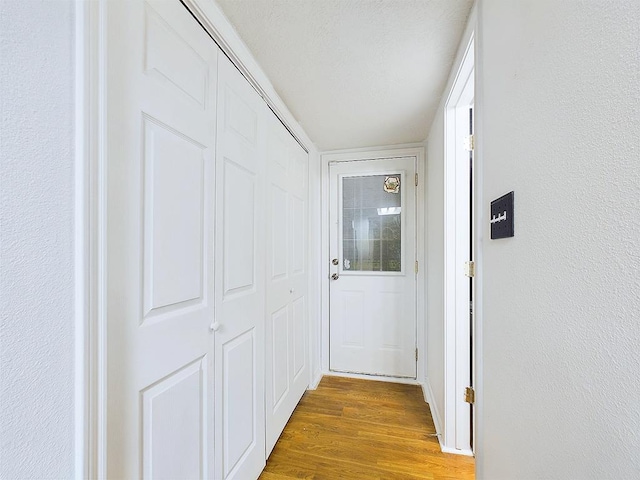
[443, 35, 475, 456]
[329, 158, 417, 378]
[320, 146, 426, 384]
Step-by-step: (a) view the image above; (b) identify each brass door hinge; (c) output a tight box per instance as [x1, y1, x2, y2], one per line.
[415, 348, 418, 361]
[464, 134, 475, 151]
[415, 173, 418, 186]
[415, 261, 419, 274]
[464, 261, 475, 278]
[464, 386, 475, 404]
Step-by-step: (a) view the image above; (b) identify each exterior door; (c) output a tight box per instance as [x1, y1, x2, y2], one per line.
[214, 53, 266, 480]
[106, 0, 218, 477]
[265, 113, 309, 455]
[329, 158, 417, 378]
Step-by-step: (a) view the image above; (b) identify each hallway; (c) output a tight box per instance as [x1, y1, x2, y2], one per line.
[260, 376, 474, 479]
[3, 1, 639, 477]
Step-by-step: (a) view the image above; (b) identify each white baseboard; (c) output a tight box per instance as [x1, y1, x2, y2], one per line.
[441, 445, 474, 457]
[308, 370, 323, 390]
[324, 370, 419, 385]
[422, 378, 443, 438]
[422, 378, 474, 457]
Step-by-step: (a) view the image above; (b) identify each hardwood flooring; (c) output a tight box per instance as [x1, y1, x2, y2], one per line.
[260, 376, 474, 480]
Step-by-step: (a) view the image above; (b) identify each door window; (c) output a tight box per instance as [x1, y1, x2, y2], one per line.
[341, 174, 402, 273]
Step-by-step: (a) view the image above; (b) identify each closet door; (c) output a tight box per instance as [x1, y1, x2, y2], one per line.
[265, 113, 309, 455]
[214, 53, 267, 480]
[106, 0, 217, 478]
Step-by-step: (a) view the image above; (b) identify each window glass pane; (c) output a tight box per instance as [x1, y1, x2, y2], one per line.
[342, 174, 402, 272]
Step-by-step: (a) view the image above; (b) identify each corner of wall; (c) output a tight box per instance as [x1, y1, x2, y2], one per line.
[422, 378, 443, 438]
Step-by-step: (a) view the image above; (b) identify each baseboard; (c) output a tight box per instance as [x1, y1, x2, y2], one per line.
[441, 445, 474, 457]
[325, 370, 419, 385]
[422, 379, 474, 457]
[308, 370, 322, 390]
[422, 378, 443, 439]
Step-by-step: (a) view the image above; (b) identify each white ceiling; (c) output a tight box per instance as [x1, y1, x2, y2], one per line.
[216, 0, 473, 151]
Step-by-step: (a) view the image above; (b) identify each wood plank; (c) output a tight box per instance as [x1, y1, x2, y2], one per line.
[259, 376, 474, 480]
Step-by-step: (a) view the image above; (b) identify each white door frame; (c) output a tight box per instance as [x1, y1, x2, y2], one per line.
[75, 1, 107, 478]
[321, 146, 426, 384]
[443, 35, 475, 456]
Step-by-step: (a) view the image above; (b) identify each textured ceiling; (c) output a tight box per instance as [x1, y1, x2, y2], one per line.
[216, 0, 473, 151]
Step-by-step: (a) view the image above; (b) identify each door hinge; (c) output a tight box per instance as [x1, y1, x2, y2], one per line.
[464, 134, 475, 151]
[464, 261, 475, 278]
[415, 348, 418, 361]
[415, 261, 419, 274]
[415, 173, 418, 186]
[464, 386, 475, 404]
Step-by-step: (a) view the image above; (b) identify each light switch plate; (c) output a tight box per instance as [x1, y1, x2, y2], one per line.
[490, 191, 514, 239]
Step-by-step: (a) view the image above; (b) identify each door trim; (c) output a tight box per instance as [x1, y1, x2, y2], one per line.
[76, 1, 107, 478]
[320, 146, 426, 384]
[443, 34, 475, 456]
[181, 0, 314, 155]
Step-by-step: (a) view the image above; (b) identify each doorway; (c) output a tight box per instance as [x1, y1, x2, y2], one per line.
[328, 157, 417, 379]
[443, 36, 475, 455]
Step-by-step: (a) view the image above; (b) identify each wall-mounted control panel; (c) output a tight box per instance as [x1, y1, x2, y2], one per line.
[491, 191, 514, 239]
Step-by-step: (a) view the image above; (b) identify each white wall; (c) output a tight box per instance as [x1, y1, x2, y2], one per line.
[425, 116, 445, 427]
[308, 149, 323, 387]
[0, 1, 77, 478]
[424, 7, 476, 441]
[476, 0, 640, 478]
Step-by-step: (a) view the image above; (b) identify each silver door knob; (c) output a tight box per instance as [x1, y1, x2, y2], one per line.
[209, 322, 220, 332]
[290, 288, 295, 294]
[332, 258, 339, 266]
[331, 273, 339, 280]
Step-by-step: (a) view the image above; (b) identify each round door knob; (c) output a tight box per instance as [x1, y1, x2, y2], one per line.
[331, 273, 339, 280]
[290, 288, 295, 294]
[210, 322, 220, 332]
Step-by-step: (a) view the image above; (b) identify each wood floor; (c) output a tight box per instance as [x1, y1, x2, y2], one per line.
[260, 376, 474, 480]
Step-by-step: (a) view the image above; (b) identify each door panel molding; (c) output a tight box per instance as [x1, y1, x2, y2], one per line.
[105, 1, 218, 479]
[265, 112, 309, 456]
[87, 2, 321, 477]
[215, 52, 266, 480]
[329, 157, 417, 378]
[181, 0, 313, 154]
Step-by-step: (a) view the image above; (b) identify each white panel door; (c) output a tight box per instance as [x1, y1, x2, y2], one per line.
[329, 158, 417, 378]
[106, 1, 217, 478]
[214, 53, 266, 480]
[265, 114, 309, 455]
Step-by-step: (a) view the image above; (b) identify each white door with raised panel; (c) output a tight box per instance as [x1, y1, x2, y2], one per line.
[106, 0, 217, 478]
[214, 53, 266, 480]
[265, 113, 309, 455]
[329, 158, 417, 378]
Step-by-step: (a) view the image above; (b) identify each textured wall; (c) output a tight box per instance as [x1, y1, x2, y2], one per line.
[308, 150, 323, 385]
[425, 115, 445, 427]
[0, 1, 76, 478]
[424, 4, 476, 444]
[478, 0, 640, 478]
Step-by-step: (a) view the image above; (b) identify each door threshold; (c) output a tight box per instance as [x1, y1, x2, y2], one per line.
[325, 370, 419, 385]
